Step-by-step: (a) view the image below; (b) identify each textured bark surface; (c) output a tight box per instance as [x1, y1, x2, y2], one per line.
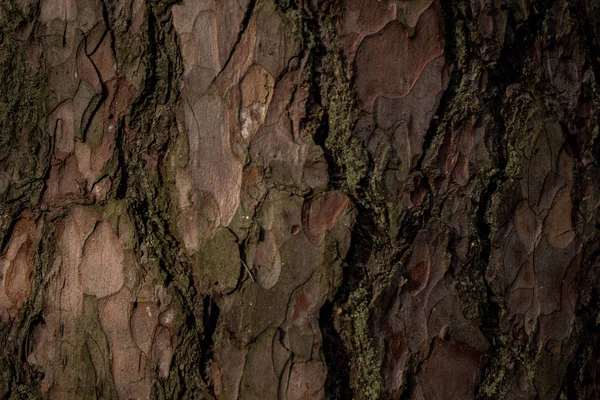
[1, 0, 600, 398]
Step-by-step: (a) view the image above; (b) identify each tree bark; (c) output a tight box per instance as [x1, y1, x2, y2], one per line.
[1, 0, 599, 398]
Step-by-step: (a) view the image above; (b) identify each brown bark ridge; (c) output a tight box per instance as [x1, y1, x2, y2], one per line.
[0, 0, 599, 398]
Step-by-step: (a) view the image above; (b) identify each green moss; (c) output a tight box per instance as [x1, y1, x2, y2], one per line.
[478, 345, 510, 398]
[322, 56, 368, 195]
[279, 1, 369, 197]
[278, 7, 392, 399]
[71, 296, 118, 399]
[195, 227, 241, 291]
[455, 19, 469, 69]
[279, 5, 312, 49]
[478, 333, 537, 399]
[318, 14, 393, 231]
[341, 285, 383, 400]
[103, 200, 127, 222]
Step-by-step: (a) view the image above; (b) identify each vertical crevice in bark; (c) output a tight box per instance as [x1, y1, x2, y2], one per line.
[109, 1, 216, 397]
[275, 2, 384, 397]
[557, 4, 600, 386]
[0, 1, 48, 397]
[276, 3, 357, 396]
[200, 296, 220, 386]
[570, 1, 600, 163]
[319, 299, 352, 399]
[415, 0, 460, 173]
[563, 286, 600, 397]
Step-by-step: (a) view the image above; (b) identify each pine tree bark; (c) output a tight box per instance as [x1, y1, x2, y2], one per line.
[1, 0, 599, 398]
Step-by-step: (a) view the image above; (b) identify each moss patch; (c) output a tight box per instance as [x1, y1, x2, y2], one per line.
[340, 285, 383, 400]
[195, 228, 241, 292]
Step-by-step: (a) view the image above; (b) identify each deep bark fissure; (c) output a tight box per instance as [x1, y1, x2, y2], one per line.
[563, 285, 600, 397]
[199, 296, 220, 394]
[280, 3, 382, 397]
[319, 300, 352, 399]
[570, 1, 600, 164]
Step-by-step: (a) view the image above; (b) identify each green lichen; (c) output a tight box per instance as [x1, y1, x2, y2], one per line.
[280, 0, 369, 198]
[317, 12, 392, 231]
[341, 285, 383, 400]
[455, 18, 469, 69]
[278, 1, 315, 50]
[478, 331, 537, 399]
[478, 344, 511, 398]
[322, 56, 368, 195]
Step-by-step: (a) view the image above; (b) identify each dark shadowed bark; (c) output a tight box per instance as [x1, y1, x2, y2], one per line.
[1, 0, 599, 398]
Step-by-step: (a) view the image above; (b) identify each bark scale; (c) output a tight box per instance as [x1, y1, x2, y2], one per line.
[0, 0, 599, 399]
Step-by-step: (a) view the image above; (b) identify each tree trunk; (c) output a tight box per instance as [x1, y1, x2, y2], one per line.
[1, 0, 599, 398]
